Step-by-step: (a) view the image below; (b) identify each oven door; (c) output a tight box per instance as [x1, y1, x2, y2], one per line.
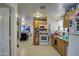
[39, 34, 48, 45]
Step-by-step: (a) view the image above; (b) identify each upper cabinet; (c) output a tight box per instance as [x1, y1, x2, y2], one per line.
[63, 9, 78, 28]
[33, 17, 48, 29]
[63, 4, 79, 28]
[63, 13, 69, 28]
[34, 19, 40, 28]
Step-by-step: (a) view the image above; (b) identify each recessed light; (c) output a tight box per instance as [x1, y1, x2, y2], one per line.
[36, 12, 40, 15]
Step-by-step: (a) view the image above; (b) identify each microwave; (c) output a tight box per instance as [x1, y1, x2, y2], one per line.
[39, 25, 47, 29]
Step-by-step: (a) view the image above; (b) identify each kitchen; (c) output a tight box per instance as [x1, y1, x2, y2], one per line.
[17, 3, 79, 56]
[31, 3, 79, 56]
[0, 3, 79, 56]
[50, 3, 79, 56]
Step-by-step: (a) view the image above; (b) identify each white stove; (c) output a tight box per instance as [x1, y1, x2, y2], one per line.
[39, 34, 49, 45]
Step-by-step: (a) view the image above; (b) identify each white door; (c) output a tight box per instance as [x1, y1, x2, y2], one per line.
[0, 8, 9, 56]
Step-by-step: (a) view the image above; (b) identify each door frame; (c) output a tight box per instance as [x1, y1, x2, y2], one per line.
[4, 3, 18, 56]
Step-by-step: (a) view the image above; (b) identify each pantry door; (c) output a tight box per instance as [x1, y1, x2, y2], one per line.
[0, 8, 9, 56]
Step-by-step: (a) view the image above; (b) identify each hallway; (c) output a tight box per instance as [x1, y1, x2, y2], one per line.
[17, 38, 61, 56]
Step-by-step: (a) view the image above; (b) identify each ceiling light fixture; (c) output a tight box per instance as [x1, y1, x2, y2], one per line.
[21, 17, 25, 25]
[22, 17, 25, 21]
[34, 11, 41, 17]
[15, 14, 18, 18]
[22, 22, 25, 25]
[36, 15, 40, 17]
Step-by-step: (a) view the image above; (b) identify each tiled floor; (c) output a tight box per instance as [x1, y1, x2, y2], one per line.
[17, 38, 61, 56]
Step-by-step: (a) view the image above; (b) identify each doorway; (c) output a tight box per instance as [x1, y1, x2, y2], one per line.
[0, 4, 17, 56]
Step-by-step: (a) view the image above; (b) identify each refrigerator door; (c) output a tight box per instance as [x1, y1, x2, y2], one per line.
[67, 34, 79, 56]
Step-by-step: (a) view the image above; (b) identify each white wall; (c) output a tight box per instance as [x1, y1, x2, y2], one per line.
[50, 21, 59, 33]
[48, 17, 59, 34]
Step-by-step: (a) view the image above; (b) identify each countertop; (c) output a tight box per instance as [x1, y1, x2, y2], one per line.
[57, 36, 69, 42]
[51, 34, 69, 42]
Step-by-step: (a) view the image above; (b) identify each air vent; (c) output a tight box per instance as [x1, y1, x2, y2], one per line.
[40, 6, 46, 10]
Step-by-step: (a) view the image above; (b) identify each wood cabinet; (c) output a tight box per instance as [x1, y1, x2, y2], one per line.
[51, 35, 68, 56]
[51, 34, 55, 45]
[57, 37, 68, 56]
[63, 14, 69, 28]
[51, 35, 58, 49]
[34, 20, 40, 28]
[33, 33, 39, 45]
[63, 10, 77, 28]
[57, 38, 65, 55]
[64, 41, 68, 55]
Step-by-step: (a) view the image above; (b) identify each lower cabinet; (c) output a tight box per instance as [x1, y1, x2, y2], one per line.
[64, 41, 68, 55]
[51, 34, 55, 45]
[51, 35, 68, 56]
[57, 38, 68, 56]
[33, 33, 39, 45]
[57, 38, 65, 55]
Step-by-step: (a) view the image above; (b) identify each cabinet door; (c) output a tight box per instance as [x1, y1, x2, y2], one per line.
[63, 14, 69, 28]
[33, 34, 39, 45]
[34, 20, 40, 28]
[51, 35, 54, 45]
[57, 38, 65, 55]
[64, 41, 68, 55]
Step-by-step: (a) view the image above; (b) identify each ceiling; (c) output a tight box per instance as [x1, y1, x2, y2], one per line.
[18, 3, 74, 21]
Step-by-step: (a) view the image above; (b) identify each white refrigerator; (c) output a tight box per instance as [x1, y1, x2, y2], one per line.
[67, 15, 79, 56]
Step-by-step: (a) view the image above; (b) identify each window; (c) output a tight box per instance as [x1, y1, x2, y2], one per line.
[58, 20, 63, 31]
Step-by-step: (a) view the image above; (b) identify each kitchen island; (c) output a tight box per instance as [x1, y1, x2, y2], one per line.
[51, 34, 68, 56]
